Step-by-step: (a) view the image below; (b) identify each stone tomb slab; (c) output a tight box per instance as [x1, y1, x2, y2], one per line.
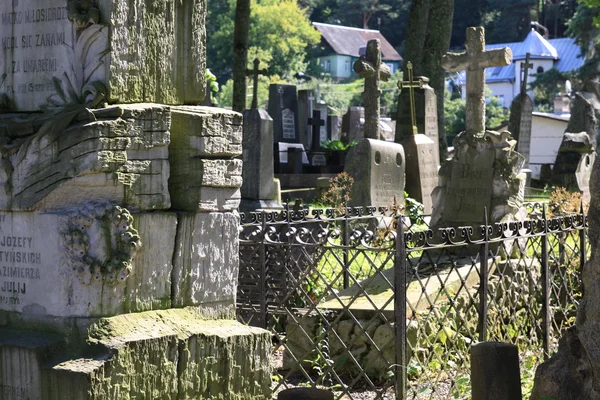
[0, 0, 206, 111]
[345, 139, 405, 208]
[403, 134, 439, 214]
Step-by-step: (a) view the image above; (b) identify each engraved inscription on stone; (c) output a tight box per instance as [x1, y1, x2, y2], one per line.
[0, 0, 77, 110]
[0, 213, 44, 309]
[443, 150, 494, 223]
[282, 108, 296, 140]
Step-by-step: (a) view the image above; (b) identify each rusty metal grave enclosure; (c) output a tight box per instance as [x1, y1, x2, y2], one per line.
[237, 204, 587, 399]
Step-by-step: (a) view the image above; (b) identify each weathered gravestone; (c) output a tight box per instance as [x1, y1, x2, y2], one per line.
[345, 139, 405, 208]
[0, 0, 206, 112]
[553, 83, 600, 191]
[552, 131, 595, 193]
[353, 39, 391, 140]
[269, 83, 300, 143]
[508, 53, 534, 168]
[241, 109, 281, 211]
[328, 115, 342, 141]
[431, 27, 525, 228]
[396, 76, 440, 164]
[297, 89, 315, 148]
[0, 3, 271, 399]
[530, 96, 600, 399]
[342, 106, 364, 143]
[398, 62, 439, 215]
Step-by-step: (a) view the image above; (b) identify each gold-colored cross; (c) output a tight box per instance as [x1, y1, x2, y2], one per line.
[398, 61, 423, 135]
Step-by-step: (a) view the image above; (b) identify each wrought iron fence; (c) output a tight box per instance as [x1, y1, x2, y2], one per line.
[237, 204, 588, 400]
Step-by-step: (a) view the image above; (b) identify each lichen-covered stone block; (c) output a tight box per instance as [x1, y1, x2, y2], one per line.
[37, 310, 271, 400]
[172, 212, 240, 309]
[169, 106, 243, 212]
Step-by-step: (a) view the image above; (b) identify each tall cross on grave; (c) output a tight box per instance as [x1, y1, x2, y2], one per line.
[442, 27, 512, 135]
[353, 39, 391, 140]
[520, 52, 533, 96]
[245, 58, 268, 109]
[308, 109, 325, 151]
[398, 61, 424, 136]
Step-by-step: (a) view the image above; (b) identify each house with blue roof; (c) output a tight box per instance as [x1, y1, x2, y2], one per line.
[455, 29, 585, 107]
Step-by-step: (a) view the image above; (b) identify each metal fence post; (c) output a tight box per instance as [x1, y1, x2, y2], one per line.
[259, 213, 267, 329]
[342, 211, 350, 289]
[478, 210, 489, 342]
[395, 214, 407, 400]
[580, 203, 587, 297]
[541, 205, 550, 359]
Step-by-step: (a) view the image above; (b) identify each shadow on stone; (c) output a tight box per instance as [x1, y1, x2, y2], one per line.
[278, 388, 334, 400]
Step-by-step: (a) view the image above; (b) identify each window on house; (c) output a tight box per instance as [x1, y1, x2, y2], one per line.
[323, 60, 331, 72]
[537, 66, 544, 73]
[345, 59, 350, 72]
[388, 63, 395, 74]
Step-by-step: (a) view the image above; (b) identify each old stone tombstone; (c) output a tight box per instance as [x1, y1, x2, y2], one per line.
[342, 106, 364, 143]
[553, 132, 595, 192]
[396, 76, 440, 163]
[345, 139, 405, 208]
[328, 115, 342, 141]
[353, 40, 391, 140]
[269, 83, 299, 143]
[241, 108, 281, 210]
[508, 53, 534, 168]
[0, 0, 205, 112]
[398, 62, 439, 215]
[0, 2, 271, 399]
[298, 89, 315, 148]
[431, 27, 524, 228]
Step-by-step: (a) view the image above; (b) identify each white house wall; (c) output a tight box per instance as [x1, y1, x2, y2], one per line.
[529, 114, 568, 179]
[486, 82, 515, 107]
[319, 55, 353, 79]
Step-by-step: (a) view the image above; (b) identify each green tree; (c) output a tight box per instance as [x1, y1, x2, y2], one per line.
[207, 0, 320, 81]
[483, 0, 536, 44]
[444, 89, 509, 135]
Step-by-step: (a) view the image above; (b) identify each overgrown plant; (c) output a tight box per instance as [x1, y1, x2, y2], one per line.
[318, 172, 354, 214]
[548, 187, 586, 217]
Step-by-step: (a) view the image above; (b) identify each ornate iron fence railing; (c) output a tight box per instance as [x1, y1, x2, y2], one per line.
[237, 204, 588, 400]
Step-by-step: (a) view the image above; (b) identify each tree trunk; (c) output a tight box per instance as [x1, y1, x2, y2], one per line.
[402, 0, 453, 163]
[232, 0, 251, 112]
[422, 0, 454, 162]
[403, 0, 431, 77]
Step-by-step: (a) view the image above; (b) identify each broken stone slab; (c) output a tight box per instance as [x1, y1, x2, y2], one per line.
[1, 0, 207, 112]
[0, 104, 172, 212]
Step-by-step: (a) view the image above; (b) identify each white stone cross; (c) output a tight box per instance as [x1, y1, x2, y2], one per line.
[442, 27, 512, 134]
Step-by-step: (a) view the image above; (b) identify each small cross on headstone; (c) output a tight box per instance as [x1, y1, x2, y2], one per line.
[307, 92, 316, 116]
[308, 109, 325, 151]
[520, 52, 533, 96]
[398, 61, 424, 135]
[353, 39, 391, 140]
[245, 58, 268, 109]
[442, 27, 512, 135]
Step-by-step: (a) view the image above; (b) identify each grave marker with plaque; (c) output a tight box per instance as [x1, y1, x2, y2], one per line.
[269, 84, 299, 143]
[345, 139, 405, 208]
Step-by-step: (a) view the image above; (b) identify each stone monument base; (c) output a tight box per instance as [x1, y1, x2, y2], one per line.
[0, 308, 271, 399]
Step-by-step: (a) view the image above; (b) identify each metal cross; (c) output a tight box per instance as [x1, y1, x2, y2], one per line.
[353, 39, 391, 139]
[307, 92, 316, 117]
[308, 109, 325, 151]
[442, 27, 512, 135]
[245, 58, 268, 109]
[520, 52, 533, 96]
[398, 61, 423, 135]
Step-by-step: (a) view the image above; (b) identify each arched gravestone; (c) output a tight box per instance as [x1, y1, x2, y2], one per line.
[344, 139, 405, 208]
